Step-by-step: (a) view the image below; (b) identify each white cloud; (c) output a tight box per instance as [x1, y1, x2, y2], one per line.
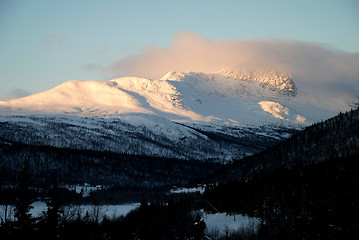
[105, 32, 358, 82]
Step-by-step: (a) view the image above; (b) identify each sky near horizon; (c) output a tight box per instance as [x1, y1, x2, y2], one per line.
[0, 0, 358, 100]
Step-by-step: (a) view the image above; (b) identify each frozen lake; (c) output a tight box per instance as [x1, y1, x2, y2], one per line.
[201, 211, 260, 237]
[1, 202, 140, 222]
[1, 202, 260, 237]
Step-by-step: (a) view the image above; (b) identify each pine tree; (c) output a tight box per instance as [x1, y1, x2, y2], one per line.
[352, 90, 359, 109]
[14, 161, 34, 237]
[45, 181, 63, 239]
[192, 213, 206, 240]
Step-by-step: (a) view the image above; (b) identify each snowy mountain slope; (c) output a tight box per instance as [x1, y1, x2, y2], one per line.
[0, 68, 351, 161]
[162, 72, 305, 125]
[0, 114, 296, 161]
[0, 80, 153, 116]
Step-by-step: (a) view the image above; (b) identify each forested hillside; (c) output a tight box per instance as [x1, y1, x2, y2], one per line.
[208, 108, 359, 182]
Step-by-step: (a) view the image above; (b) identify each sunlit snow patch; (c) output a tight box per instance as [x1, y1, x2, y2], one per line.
[258, 101, 290, 120]
[296, 114, 307, 123]
[170, 185, 206, 194]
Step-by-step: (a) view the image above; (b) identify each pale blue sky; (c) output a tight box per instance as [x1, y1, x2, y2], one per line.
[1, 0, 358, 99]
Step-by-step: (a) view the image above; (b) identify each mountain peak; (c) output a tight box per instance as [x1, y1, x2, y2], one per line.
[160, 71, 185, 81]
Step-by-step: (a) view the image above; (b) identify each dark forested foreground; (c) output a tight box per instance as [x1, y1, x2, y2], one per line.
[1, 153, 358, 239]
[0, 167, 242, 240]
[204, 153, 359, 239]
[1, 109, 358, 239]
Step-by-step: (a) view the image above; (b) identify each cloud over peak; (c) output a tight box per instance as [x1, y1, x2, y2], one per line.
[104, 32, 359, 86]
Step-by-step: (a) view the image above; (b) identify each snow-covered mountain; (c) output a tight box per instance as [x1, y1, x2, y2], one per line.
[0, 69, 337, 123]
[0, 69, 350, 161]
